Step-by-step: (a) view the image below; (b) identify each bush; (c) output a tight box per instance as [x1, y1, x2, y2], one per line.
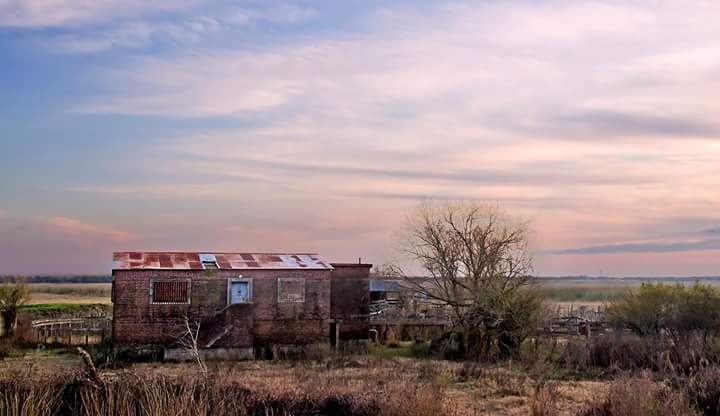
[578, 377, 698, 416]
[558, 333, 720, 375]
[0, 339, 16, 360]
[608, 283, 720, 339]
[683, 366, 720, 416]
[530, 382, 559, 416]
[0, 281, 30, 337]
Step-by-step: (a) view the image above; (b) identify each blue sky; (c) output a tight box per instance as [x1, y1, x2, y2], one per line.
[1, 0, 720, 276]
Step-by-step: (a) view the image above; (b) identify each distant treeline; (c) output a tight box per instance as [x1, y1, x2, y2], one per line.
[0, 275, 112, 284]
[536, 276, 720, 283]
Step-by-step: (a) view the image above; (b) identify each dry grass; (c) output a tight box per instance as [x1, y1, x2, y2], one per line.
[25, 283, 111, 305]
[0, 352, 608, 416]
[578, 376, 698, 416]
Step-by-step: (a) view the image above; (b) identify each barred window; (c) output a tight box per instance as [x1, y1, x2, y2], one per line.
[278, 278, 305, 303]
[151, 279, 191, 304]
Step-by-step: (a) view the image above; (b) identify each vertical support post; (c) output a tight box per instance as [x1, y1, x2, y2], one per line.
[335, 322, 341, 352]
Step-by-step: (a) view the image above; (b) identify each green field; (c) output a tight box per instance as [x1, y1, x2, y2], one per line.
[535, 277, 720, 304]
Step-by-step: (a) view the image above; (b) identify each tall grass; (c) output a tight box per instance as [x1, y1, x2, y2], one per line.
[0, 365, 458, 416]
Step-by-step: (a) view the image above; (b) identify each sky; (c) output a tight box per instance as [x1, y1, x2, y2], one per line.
[1, 0, 720, 276]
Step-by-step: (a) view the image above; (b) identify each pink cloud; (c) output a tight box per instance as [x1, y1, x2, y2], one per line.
[44, 217, 133, 242]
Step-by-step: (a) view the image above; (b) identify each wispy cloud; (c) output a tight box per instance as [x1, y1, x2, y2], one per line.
[224, 4, 317, 25]
[4, 1, 720, 276]
[0, 0, 201, 28]
[41, 4, 317, 54]
[46, 17, 221, 54]
[44, 217, 133, 241]
[706, 227, 720, 235]
[75, 1, 720, 146]
[548, 110, 720, 139]
[545, 238, 720, 255]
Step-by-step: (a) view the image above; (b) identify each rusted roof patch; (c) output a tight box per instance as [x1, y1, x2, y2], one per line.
[113, 252, 333, 270]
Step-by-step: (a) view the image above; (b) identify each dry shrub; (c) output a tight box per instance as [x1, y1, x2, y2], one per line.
[578, 376, 698, 416]
[559, 338, 590, 372]
[559, 333, 720, 376]
[530, 382, 559, 416]
[456, 361, 484, 381]
[0, 339, 17, 361]
[381, 383, 448, 416]
[684, 366, 720, 416]
[0, 363, 462, 416]
[456, 362, 526, 397]
[559, 335, 654, 373]
[0, 369, 62, 416]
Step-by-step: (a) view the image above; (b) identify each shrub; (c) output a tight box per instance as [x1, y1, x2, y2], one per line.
[530, 382, 559, 416]
[683, 366, 720, 416]
[0, 339, 15, 360]
[608, 283, 720, 339]
[558, 333, 720, 375]
[578, 377, 698, 416]
[586, 334, 653, 371]
[0, 280, 30, 337]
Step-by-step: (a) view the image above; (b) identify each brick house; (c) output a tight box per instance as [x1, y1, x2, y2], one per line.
[112, 252, 370, 359]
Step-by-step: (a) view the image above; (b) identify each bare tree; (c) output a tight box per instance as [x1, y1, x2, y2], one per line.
[175, 315, 208, 377]
[388, 202, 541, 359]
[0, 279, 31, 337]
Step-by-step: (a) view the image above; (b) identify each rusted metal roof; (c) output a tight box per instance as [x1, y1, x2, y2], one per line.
[113, 252, 333, 271]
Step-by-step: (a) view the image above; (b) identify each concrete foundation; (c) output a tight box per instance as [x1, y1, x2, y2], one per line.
[164, 347, 255, 362]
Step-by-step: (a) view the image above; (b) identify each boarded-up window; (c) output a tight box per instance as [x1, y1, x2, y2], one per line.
[228, 278, 252, 304]
[278, 278, 305, 303]
[151, 279, 190, 304]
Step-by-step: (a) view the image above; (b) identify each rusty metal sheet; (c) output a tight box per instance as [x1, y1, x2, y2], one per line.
[112, 252, 334, 270]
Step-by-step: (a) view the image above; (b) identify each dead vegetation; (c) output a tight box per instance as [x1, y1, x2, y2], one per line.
[0, 353, 610, 416]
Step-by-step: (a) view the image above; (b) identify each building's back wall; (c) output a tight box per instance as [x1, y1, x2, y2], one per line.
[112, 269, 332, 348]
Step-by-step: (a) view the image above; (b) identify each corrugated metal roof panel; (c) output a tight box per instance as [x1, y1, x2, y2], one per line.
[113, 252, 334, 270]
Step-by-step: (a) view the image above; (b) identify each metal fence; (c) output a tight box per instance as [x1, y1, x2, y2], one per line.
[31, 317, 112, 345]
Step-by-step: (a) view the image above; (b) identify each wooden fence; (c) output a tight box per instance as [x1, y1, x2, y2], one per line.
[31, 317, 112, 346]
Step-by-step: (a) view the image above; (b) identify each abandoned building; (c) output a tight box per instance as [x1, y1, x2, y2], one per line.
[111, 252, 371, 359]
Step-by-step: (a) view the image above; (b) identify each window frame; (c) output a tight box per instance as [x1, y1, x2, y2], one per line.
[227, 277, 253, 305]
[149, 278, 192, 305]
[277, 277, 306, 303]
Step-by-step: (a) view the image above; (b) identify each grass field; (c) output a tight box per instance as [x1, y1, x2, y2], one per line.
[25, 283, 111, 305]
[535, 283, 634, 303]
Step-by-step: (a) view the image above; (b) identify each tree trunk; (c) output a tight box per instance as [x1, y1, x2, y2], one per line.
[1, 310, 17, 337]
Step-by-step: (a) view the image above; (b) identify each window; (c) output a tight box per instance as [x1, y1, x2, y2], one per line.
[278, 277, 305, 303]
[227, 278, 252, 304]
[199, 253, 218, 269]
[151, 279, 191, 304]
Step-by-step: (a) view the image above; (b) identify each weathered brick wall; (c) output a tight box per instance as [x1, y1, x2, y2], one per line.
[113, 269, 331, 348]
[330, 264, 371, 340]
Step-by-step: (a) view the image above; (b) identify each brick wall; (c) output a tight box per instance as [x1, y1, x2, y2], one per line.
[113, 269, 331, 348]
[330, 264, 371, 340]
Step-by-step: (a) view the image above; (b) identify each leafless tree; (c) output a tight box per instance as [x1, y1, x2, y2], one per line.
[175, 315, 208, 377]
[387, 201, 541, 359]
